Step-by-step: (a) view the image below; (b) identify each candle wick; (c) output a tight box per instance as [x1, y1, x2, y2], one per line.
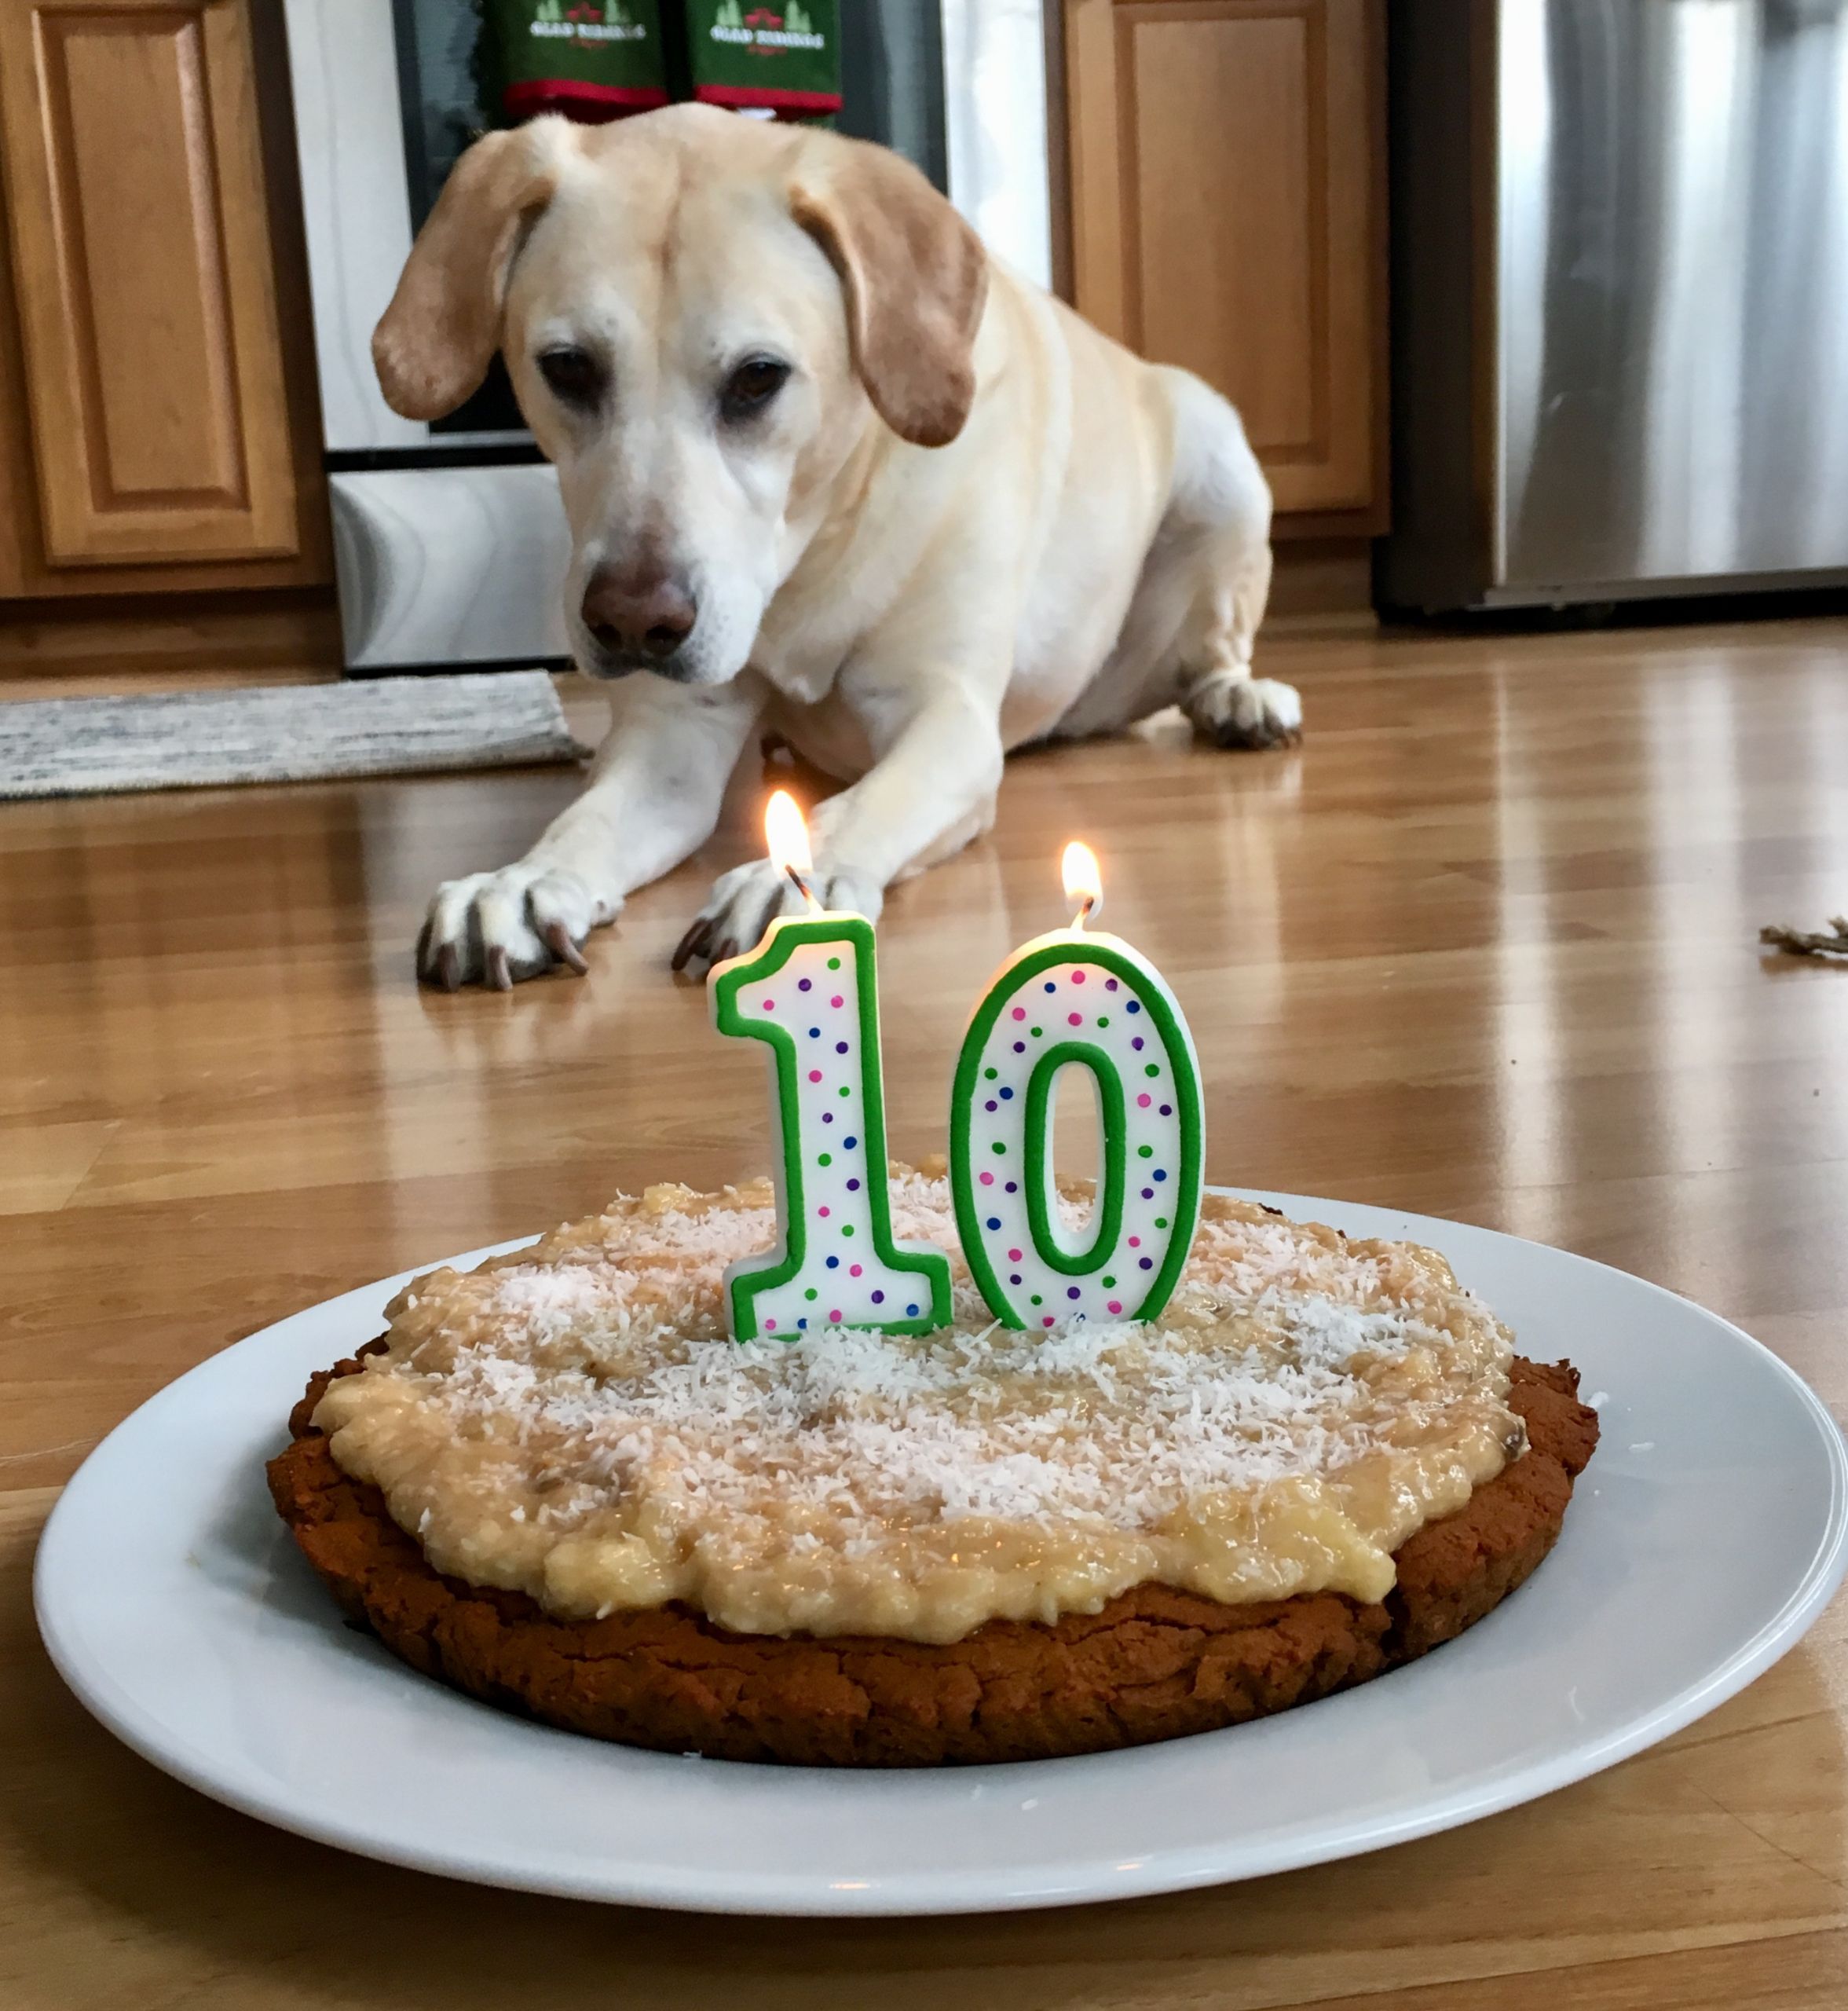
[785, 862, 820, 914]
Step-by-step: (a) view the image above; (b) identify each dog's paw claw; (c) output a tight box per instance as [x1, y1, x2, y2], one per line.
[671, 916, 715, 975]
[675, 860, 882, 977]
[417, 864, 610, 991]
[1214, 715, 1302, 752]
[541, 918, 590, 976]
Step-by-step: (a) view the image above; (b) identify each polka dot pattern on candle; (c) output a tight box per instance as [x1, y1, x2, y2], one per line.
[711, 914, 952, 1340]
[951, 936, 1204, 1331]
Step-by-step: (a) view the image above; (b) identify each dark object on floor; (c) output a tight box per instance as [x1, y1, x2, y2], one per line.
[1760, 918, 1848, 960]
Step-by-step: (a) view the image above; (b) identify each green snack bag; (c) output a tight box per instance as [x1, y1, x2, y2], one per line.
[481, 1, 670, 124]
[683, 2, 842, 120]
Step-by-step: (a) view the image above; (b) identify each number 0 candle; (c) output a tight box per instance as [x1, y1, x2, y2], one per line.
[711, 792, 953, 1342]
[950, 842, 1205, 1330]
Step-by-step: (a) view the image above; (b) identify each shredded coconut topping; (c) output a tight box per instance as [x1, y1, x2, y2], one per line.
[314, 1167, 1520, 1643]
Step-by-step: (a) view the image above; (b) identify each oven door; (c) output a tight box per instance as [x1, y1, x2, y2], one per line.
[284, 0, 567, 672]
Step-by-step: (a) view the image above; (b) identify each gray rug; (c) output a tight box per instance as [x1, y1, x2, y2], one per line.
[0, 672, 588, 801]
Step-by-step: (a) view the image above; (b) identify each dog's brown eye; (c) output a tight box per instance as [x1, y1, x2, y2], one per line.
[538, 346, 602, 408]
[720, 356, 791, 423]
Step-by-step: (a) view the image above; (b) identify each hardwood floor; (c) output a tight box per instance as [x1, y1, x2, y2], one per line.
[4, 616, 1848, 2007]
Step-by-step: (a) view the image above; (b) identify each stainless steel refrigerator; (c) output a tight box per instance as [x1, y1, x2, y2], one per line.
[1378, 0, 1848, 615]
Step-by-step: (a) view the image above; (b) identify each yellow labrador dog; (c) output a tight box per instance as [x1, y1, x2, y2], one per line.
[377, 105, 1296, 989]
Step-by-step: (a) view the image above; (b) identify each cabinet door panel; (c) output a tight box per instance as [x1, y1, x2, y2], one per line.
[0, 0, 298, 565]
[1066, 0, 1382, 519]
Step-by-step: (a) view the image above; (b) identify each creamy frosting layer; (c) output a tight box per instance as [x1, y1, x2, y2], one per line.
[313, 1167, 1523, 1643]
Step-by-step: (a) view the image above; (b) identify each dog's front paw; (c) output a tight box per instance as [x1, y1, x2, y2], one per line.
[672, 860, 883, 976]
[1187, 673, 1303, 750]
[417, 864, 613, 991]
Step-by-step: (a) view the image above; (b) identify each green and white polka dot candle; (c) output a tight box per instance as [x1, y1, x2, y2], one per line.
[714, 808, 1202, 1342]
[950, 844, 1205, 1330]
[710, 793, 953, 1342]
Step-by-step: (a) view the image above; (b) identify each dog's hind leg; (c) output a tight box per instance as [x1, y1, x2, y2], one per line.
[1155, 368, 1301, 750]
[1180, 529, 1300, 750]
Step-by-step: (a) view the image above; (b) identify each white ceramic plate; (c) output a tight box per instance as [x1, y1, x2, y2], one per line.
[35, 1192, 1848, 1917]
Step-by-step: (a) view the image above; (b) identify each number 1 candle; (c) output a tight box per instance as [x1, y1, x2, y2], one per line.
[950, 842, 1205, 1330]
[711, 792, 953, 1342]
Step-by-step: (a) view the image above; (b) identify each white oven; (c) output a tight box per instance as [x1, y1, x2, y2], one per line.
[280, 1, 1052, 673]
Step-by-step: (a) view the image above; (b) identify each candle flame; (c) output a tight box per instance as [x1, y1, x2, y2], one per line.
[766, 789, 813, 876]
[765, 789, 818, 910]
[1062, 841, 1103, 926]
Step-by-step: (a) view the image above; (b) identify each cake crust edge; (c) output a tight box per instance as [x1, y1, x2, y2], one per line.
[268, 1351, 1598, 1767]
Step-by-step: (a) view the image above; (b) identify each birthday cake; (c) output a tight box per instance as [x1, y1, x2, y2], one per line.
[268, 1164, 1599, 1766]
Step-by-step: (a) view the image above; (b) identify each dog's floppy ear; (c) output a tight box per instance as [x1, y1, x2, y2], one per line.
[791, 140, 988, 449]
[373, 123, 568, 421]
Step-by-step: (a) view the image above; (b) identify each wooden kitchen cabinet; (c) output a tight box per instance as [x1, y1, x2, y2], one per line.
[0, 0, 330, 597]
[1062, 0, 1387, 529]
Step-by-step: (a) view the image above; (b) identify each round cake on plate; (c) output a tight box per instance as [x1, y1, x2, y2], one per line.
[269, 1164, 1598, 1766]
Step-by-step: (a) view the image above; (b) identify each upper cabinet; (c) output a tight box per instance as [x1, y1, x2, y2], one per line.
[0, 0, 330, 595]
[1062, 0, 1387, 528]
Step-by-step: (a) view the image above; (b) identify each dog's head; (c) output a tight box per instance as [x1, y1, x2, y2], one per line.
[371, 107, 987, 685]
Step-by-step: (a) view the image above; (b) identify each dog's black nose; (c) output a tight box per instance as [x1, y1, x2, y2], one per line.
[580, 566, 697, 663]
